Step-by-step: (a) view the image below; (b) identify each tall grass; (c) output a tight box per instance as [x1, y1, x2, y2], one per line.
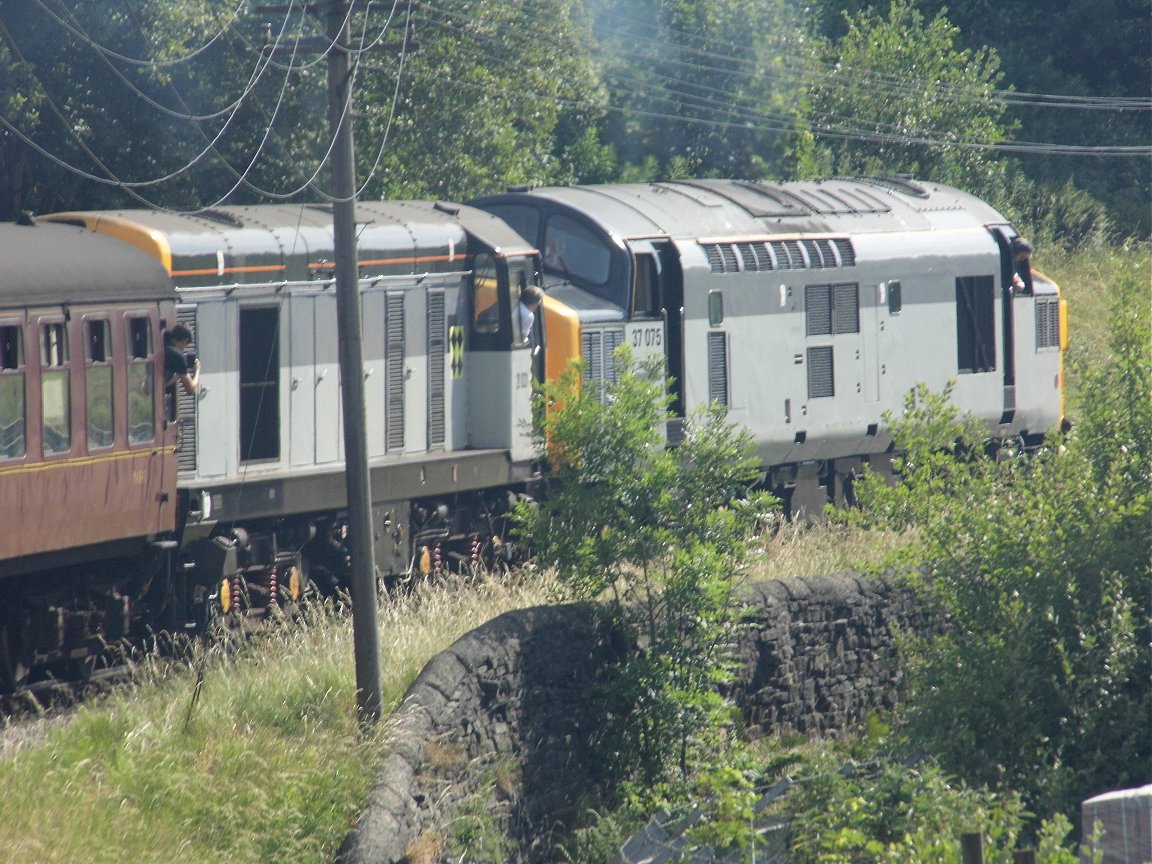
[0, 571, 556, 864]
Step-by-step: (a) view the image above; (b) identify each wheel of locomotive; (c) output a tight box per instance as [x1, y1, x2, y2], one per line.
[0, 615, 33, 694]
[64, 652, 97, 687]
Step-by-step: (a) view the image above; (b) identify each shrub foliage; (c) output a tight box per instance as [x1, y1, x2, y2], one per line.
[514, 349, 776, 848]
[850, 260, 1151, 826]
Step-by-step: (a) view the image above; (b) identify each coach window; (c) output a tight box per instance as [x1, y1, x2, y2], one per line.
[0, 323, 25, 459]
[40, 321, 70, 455]
[85, 319, 114, 449]
[126, 316, 155, 444]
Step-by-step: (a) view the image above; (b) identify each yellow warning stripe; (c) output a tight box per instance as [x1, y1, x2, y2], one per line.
[0, 445, 176, 477]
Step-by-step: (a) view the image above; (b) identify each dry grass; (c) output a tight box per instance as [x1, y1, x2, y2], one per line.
[746, 519, 911, 583]
[0, 569, 557, 864]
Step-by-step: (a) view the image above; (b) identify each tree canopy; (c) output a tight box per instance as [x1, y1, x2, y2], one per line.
[0, 0, 1145, 238]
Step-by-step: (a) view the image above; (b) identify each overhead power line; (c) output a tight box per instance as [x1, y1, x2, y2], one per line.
[0, 0, 1147, 210]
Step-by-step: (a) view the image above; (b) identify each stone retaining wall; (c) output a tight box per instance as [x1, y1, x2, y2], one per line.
[338, 573, 932, 863]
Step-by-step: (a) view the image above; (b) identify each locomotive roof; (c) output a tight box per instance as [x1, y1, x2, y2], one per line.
[477, 177, 1009, 240]
[44, 200, 536, 287]
[0, 219, 175, 308]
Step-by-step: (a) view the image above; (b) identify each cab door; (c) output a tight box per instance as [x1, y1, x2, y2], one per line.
[629, 240, 684, 419]
[465, 248, 535, 462]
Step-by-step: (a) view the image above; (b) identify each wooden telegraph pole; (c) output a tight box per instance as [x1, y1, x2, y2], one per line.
[325, 0, 382, 727]
[258, 0, 414, 725]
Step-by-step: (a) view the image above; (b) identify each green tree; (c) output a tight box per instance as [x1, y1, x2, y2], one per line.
[357, 0, 610, 200]
[587, 0, 811, 180]
[786, 743, 1083, 864]
[514, 350, 776, 840]
[0, 0, 328, 214]
[797, 0, 1015, 198]
[911, 0, 1151, 239]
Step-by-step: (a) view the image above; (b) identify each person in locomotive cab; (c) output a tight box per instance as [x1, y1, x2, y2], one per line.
[1011, 236, 1034, 295]
[518, 284, 545, 346]
[164, 323, 200, 395]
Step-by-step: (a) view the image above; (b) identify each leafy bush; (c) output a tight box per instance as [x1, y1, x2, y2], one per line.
[515, 349, 776, 851]
[849, 261, 1151, 828]
[785, 740, 1083, 864]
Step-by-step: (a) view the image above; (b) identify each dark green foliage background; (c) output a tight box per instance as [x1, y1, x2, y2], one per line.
[0, 0, 1145, 239]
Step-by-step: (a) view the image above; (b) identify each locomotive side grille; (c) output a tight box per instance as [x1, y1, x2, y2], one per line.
[1035, 297, 1060, 349]
[833, 283, 860, 334]
[427, 291, 446, 449]
[582, 326, 625, 403]
[803, 238, 838, 269]
[707, 331, 729, 408]
[833, 238, 856, 266]
[385, 292, 405, 452]
[770, 240, 805, 269]
[176, 305, 198, 475]
[807, 283, 860, 336]
[807, 346, 835, 398]
[582, 330, 601, 383]
[806, 285, 832, 336]
[701, 239, 855, 273]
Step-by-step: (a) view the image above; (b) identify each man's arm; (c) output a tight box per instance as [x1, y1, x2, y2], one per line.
[177, 357, 200, 395]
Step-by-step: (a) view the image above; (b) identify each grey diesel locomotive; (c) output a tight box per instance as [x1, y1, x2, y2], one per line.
[475, 176, 1065, 514]
[0, 177, 1064, 688]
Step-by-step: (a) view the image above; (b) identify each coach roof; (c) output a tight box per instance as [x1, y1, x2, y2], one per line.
[0, 219, 175, 308]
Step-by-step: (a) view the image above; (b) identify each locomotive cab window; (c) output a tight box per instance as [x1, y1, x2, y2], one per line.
[0, 323, 25, 460]
[126, 315, 154, 444]
[470, 251, 533, 351]
[543, 215, 618, 305]
[85, 318, 114, 449]
[40, 321, 70, 455]
[510, 261, 533, 347]
[471, 252, 502, 336]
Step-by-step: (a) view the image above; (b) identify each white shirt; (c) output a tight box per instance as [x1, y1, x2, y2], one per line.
[518, 301, 538, 345]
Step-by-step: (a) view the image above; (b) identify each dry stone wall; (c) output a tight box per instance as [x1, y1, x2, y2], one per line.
[338, 573, 934, 864]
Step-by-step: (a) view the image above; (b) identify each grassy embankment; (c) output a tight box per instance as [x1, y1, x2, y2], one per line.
[0, 244, 1137, 863]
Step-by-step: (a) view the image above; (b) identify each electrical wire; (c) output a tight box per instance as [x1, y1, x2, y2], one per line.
[0, 0, 1147, 213]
